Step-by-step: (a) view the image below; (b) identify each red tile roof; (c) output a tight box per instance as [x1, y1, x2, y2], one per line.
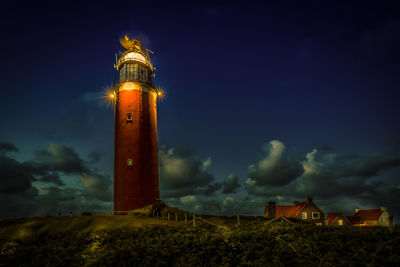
[346, 215, 363, 225]
[327, 213, 340, 224]
[354, 209, 383, 221]
[266, 201, 308, 218]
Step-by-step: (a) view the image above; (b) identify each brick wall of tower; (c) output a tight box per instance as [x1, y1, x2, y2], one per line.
[114, 85, 159, 212]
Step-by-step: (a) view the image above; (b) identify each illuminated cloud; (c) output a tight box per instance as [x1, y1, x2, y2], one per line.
[245, 140, 303, 195]
[302, 149, 321, 176]
[180, 195, 196, 204]
[159, 147, 219, 198]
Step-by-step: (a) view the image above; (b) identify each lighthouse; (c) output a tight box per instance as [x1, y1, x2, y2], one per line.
[113, 36, 159, 213]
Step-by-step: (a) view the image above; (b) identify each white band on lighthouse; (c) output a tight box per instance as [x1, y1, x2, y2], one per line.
[118, 82, 157, 99]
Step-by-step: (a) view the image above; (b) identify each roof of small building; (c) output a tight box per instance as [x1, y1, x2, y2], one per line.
[328, 212, 353, 225]
[346, 215, 363, 225]
[327, 213, 340, 224]
[266, 201, 308, 218]
[354, 209, 383, 221]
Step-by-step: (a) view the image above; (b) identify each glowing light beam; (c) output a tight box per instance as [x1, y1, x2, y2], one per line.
[155, 87, 166, 102]
[103, 87, 117, 107]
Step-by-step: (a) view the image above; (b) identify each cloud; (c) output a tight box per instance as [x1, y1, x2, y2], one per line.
[202, 157, 212, 169]
[34, 144, 112, 201]
[167, 194, 268, 216]
[2, 139, 400, 220]
[23, 186, 110, 218]
[245, 140, 303, 195]
[302, 149, 321, 177]
[0, 142, 18, 154]
[40, 173, 64, 186]
[180, 195, 197, 204]
[77, 172, 112, 201]
[88, 152, 102, 163]
[0, 155, 36, 194]
[159, 147, 218, 198]
[222, 174, 240, 194]
[242, 140, 400, 221]
[196, 182, 223, 196]
[0, 142, 112, 218]
[35, 144, 88, 173]
[296, 149, 400, 199]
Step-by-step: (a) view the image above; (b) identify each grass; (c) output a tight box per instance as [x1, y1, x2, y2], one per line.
[1, 215, 399, 266]
[0, 215, 178, 240]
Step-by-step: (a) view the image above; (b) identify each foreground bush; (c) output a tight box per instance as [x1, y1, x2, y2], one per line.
[1, 217, 399, 266]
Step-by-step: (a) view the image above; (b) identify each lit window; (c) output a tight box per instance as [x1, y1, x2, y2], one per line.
[338, 219, 343, 226]
[312, 212, 320, 219]
[302, 212, 307, 219]
[127, 113, 132, 121]
[127, 159, 133, 166]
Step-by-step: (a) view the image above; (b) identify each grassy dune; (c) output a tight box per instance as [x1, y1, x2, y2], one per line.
[0, 215, 178, 240]
[1, 215, 399, 266]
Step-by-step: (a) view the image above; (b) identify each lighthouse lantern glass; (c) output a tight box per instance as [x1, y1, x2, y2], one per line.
[121, 52, 148, 66]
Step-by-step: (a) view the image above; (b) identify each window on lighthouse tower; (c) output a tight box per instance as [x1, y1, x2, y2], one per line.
[127, 113, 132, 121]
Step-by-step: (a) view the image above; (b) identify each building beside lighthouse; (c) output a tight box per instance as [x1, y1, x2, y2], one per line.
[113, 36, 159, 213]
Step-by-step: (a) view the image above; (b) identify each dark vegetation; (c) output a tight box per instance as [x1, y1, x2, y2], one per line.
[1, 215, 399, 266]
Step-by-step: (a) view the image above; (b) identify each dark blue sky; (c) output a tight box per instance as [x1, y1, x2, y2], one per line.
[1, 1, 400, 219]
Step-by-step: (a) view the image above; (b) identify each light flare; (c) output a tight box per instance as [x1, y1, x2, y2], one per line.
[103, 87, 117, 107]
[155, 87, 167, 102]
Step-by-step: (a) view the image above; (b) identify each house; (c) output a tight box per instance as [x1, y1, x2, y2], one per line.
[327, 207, 394, 229]
[265, 197, 325, 226]
[350, 207, 394, 228]
[345, 215, 364, 226]
[326, 212, 352, 226]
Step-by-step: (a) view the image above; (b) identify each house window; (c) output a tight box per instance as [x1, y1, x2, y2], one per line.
[312, 212, 320, 219]
[338, 219, 343, 226]
[127, 159, 133, 166]
[127, 113, 132, 121]
[302, 212, 307, 219]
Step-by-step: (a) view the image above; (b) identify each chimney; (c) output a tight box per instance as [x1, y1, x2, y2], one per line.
[355, 208, 360, 213]
[381, 207, 387, 212]
[294, 201, 299, 205]
[307, 197, 313, 203]
[267, 201, 276, 218]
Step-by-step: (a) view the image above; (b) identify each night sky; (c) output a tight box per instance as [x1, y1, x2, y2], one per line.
[1, 1, 400, 221]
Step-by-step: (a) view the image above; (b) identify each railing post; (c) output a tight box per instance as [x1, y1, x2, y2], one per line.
[185, 212, 187, 224]
[175, 213, 178, 222]
[193, 214, 196, 227]
[168, 213, 170, 221]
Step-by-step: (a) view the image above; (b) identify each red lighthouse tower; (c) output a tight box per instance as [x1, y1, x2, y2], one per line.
[113, 36, 159, 213]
